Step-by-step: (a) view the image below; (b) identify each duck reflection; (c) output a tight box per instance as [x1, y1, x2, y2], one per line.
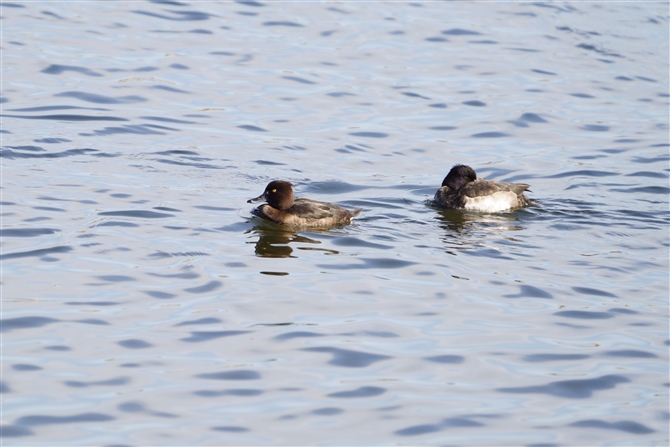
[247, 223, 327, 258]
[436, 208, 524, 233]
[434, 207, 527, 254]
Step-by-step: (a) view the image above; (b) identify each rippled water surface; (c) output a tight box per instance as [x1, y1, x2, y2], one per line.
[2, 1, 669, 445]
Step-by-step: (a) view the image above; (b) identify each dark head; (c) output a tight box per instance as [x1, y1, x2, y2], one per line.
[441, 164, 477, 190]
[247, 180, 295, 210]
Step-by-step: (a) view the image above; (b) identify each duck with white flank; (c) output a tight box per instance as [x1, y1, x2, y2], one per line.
[434, 164, 533, 212]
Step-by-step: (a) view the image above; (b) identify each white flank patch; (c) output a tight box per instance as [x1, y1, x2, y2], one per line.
[463, 192, 517, 212]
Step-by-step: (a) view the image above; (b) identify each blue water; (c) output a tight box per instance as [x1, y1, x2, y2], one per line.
[2, 1, 669, 446]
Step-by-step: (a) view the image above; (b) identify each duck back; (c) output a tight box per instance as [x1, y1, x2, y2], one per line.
[256, 198, 361, 227]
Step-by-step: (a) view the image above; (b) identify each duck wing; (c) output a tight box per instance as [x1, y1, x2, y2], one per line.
[290, 198, 360, 221]
[462, 179, 530, 198]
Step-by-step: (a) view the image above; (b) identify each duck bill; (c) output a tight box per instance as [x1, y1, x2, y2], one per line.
[247, 192, 266, 204]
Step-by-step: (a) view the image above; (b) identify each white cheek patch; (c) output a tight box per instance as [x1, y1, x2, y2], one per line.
[463, 191, 518, 212]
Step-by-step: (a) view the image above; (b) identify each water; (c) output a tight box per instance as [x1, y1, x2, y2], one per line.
[2, 1, 668, 445]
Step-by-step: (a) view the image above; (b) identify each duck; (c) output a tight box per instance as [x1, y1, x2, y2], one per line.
[248, 180, 362, 227]
[433, 164, 533, 212]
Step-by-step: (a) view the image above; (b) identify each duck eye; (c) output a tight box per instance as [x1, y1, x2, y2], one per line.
[271, 189, 276, 193]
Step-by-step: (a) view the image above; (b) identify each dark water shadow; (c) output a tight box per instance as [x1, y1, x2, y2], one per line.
[117, 339, 153, 349]
[443, 28, 482, 36]
[1, 316, 59, 332]
[300, 180, 372, 195]
[568, 419, 655, 434]
[504, 284, 553, 299]
[274, 331, 325, 341]
[196, 370, 261, 380]
[12, 364, 42, 371]
[181, 330, 250, 343]
[283, 75, 316, 84]
[395, 416, 485, 436]
[44, 345, 71, 351]
[80, 124, 177, 137]
[2, 114, 126, 122]
[315, 257, 416, 270]
[54, 91, 146, 104]
[238, 124, 266, 132]
[572, 286, 617, 297]
[602, 349, 657, 359]
[65, 301, 120, 308]
[523, 353, 591, 363]
[117, 401, 177, 418]
[98, 210, 174, 219]
[174, 317, 222, 326]
[15, 412, 115, 426]
[302, 347, 392, 368]
[496, 374, 630, 398]
[263, 21, 303, 27]
[508, 112, 548, 127]
[327, 386, 385, 398]
[131, 9, 215, 21]
[194, 388, 263, 397]
[143, 290, 176, 299]
[183, 280, 223, 294]
[41, 64, 102, 77]
[2, 228, 58, 238]
[424, 354, 465, 364]
[313, 407, 343, 415]
[349, 131, 389, 138]
[64, 376, 130, 388]
[1, 148, 100, 160]
[0, 425, 34, 437]
[236, 0, 265, 7]
[212, 425, 249, 432]
[554, 310, 614, 320]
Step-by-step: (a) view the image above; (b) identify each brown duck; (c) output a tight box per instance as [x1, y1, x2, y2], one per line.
[248, 180, 362, 227]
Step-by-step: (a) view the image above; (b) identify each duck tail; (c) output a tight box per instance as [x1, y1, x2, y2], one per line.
[510, 183, 531, 195]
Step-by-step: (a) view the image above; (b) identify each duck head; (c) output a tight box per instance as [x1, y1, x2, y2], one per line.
[248, 180, 295, 210]
[442, 164, 477, 190]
